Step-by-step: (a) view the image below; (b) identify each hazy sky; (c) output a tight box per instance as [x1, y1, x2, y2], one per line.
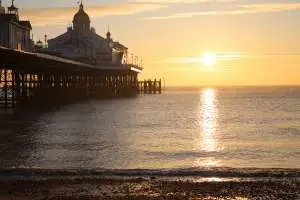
[5, 0, 300, 86]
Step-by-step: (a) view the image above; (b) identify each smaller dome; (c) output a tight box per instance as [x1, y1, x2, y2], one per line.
[73, 3, 90, 24]
[36, 40, 43, 47]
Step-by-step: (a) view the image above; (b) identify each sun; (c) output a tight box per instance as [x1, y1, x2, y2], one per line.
[200, 52, 216, 67]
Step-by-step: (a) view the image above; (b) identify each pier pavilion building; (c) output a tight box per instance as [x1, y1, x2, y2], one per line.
[45, 2, 128, 65]
[0, 1, 161, 109]
[0, 0, 33, 52]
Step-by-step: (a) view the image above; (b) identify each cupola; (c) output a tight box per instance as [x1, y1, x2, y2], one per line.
[8, 0, 18, 17]
[72, 1, 90, 34]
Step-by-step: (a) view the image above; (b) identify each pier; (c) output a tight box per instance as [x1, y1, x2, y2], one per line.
[138, 79, 162, 94]
[0, 47, 146, 108]
[0, 1, 162, 109]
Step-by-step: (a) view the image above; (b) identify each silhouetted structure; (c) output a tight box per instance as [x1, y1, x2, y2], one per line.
[0, 47, 142, 108]
[0, 0, 33, 51]
[0, 1, 162, 109]
[138, 79, 162, 94]
[42, 2, 128, 65]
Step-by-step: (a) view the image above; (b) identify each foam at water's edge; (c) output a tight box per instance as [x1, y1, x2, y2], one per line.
[0, 167, 299, 179]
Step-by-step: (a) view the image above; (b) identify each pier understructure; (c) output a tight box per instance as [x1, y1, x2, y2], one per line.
[138, 80, 162, 94]
[0, 47, 158, 108]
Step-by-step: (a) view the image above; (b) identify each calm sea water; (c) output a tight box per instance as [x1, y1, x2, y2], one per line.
[0, 87, 299, 171]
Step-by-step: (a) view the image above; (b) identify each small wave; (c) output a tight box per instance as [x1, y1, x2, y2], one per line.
[0, 167, 299, 179]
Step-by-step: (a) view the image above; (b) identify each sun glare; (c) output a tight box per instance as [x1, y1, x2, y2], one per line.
[200, 52, 216, 67]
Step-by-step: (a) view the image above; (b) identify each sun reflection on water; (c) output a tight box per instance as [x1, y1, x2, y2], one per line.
[201, 88, 218, 152]
[195, 88, 221, 167]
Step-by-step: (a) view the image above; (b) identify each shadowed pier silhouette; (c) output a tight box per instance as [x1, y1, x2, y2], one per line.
[0, 47, 145, 109]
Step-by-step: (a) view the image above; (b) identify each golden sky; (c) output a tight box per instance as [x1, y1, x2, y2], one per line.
[9, 0, 300, 86]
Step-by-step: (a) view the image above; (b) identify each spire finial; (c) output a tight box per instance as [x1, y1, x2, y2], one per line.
[12, 0, 15, 6]
[106, 24, 111, 40]
[77, 0, 83, 9]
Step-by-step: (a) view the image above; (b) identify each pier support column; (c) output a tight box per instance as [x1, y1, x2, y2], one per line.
[4, 67, 8, 108]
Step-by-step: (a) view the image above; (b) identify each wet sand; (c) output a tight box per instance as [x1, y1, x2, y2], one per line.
[0, 177, 299, 200]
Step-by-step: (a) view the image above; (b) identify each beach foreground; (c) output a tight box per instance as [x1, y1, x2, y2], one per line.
[0, 176, 299, 200]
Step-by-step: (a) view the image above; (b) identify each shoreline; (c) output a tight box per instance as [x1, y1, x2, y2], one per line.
[0, 175, 299, 199]
[0, 168, 299, 199]
[0, 167, 299, 177]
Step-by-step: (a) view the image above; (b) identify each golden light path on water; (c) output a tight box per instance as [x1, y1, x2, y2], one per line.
[195, 88, 221, 167]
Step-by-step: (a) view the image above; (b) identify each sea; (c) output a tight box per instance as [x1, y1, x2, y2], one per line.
[0, 86, 299, 178]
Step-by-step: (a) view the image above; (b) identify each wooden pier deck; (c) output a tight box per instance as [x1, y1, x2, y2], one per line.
[0, 47, 156, 108]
